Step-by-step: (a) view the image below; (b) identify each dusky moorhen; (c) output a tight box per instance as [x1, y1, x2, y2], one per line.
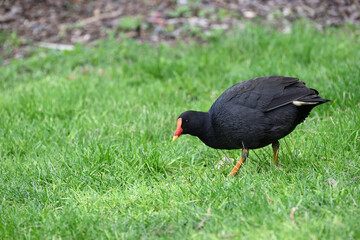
[172, 76, 330, 176]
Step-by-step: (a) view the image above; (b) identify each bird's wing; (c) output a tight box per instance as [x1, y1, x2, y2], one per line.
[210, 76, 327, 114]
[263, 77, 330, 112]
[263, 80, 315, 111]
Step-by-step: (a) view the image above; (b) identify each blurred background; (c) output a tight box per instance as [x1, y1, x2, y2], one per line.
[1, 0, 359, 65]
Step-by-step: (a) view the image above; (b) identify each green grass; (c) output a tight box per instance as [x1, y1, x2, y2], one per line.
[0, 23, 359, 239]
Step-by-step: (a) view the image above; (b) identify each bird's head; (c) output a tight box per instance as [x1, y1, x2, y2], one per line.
[172, 111, 207, 141]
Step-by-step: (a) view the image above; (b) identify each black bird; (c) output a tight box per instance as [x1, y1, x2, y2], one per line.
[172, 76, 330, 176]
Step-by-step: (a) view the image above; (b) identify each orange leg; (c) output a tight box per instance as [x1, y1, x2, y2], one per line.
[230, 148, 249, 177]
[272, 140, 279, 166]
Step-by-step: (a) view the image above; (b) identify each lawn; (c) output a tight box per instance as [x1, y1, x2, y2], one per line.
[0, 23, 359, 239]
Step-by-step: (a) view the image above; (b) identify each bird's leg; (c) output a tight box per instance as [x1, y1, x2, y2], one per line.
[229, 148, 249, 177]
[272, 140, 280, 166]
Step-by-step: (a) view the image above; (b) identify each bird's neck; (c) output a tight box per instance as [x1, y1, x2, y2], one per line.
[200, 112, 213, 136]
[197, 112, 218, 147]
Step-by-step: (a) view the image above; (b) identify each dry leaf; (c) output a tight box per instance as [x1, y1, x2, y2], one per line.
[216, 154, 234, 169]
[218, 234, 238, 238]
[344, 176, 360, 185]
[289, 207, 298, 219]
[197, 209, 212, 230]
[327, 178, 338, 187]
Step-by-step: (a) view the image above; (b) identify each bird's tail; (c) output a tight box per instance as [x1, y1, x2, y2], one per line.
[293, 97, 331, 106]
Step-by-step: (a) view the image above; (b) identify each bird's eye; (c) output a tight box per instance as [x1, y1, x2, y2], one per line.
[185, 119, 189, 123]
